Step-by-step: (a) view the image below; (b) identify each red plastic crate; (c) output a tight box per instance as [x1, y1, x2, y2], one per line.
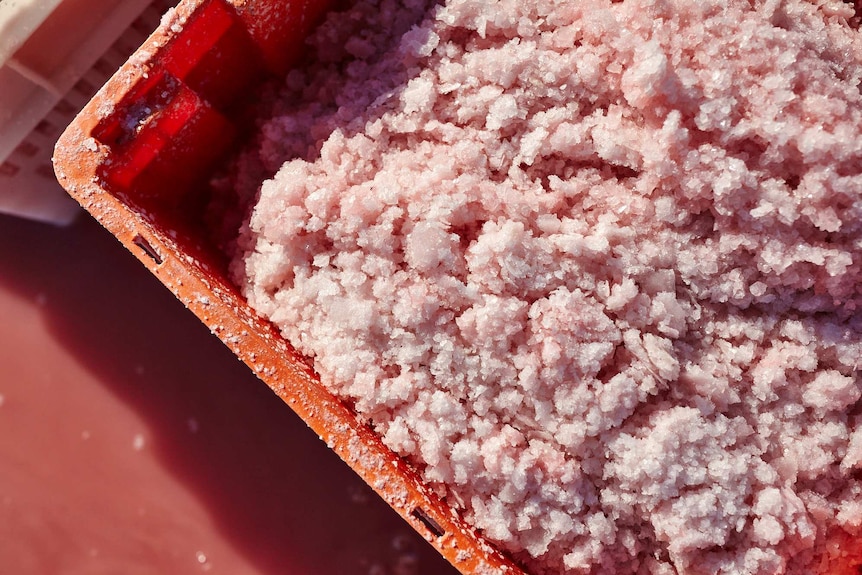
[52, 0, 524, 573]
[51, 1, 862, 574]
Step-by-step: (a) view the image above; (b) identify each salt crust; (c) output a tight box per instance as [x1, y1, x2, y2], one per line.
[228, 0, 862, 573]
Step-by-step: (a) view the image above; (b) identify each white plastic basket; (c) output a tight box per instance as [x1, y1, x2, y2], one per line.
[0, 0, 174, 224]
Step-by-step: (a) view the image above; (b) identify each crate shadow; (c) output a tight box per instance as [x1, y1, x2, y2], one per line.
[0, 214, 458, 575]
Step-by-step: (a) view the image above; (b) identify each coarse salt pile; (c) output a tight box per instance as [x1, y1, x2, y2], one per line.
[225, 0, 862, 573]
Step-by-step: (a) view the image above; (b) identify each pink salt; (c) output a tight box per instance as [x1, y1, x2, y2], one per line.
[226, 0, 862, 573]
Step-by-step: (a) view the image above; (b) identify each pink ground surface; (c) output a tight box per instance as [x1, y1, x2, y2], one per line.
[227, 1, 862, 573]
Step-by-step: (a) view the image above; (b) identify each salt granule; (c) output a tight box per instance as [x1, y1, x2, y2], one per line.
[225, 0, 862, 573]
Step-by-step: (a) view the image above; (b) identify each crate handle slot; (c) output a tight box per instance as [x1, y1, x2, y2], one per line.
[411, 507, 445, 538]
[132, 234, 163, 265]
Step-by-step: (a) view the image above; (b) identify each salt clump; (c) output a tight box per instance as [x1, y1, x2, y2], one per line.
[227, 0, 862, 573]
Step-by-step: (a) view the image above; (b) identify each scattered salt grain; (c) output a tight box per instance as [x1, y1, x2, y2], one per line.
[132, 433, 146, 451]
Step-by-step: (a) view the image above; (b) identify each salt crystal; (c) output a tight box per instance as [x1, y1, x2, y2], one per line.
[485, 94, 518, 130]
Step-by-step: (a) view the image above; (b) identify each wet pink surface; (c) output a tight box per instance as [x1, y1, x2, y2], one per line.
[0, 213, 458, 575]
